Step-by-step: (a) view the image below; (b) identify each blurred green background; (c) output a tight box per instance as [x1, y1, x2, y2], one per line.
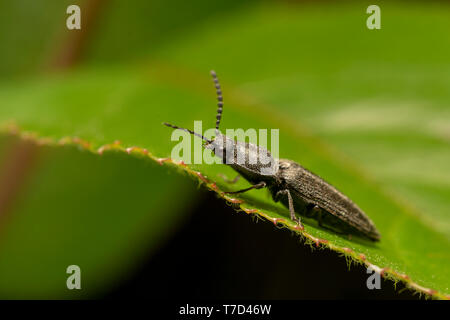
[0, 0, 449, 299]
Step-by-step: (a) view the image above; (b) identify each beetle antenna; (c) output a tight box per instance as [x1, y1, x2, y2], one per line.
[163, 122, 212, 143]
[210, 70, 223, 134]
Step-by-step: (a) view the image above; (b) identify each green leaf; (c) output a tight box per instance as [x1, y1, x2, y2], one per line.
[0, 134, 197, 298]
[0, 59, 449, 299]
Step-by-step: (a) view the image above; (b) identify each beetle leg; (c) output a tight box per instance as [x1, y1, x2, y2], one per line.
[273, 190, 282, 202]
[273, 189, 286, 202]
[223, 181, 266, 194]
[312, 205, 323, 227]
[312, 205, 345, 235]
[285, 189, 303, 228]
[218, 173, 241, 184]
[311, 205, 328, 229]
[275, 189, 303, 228]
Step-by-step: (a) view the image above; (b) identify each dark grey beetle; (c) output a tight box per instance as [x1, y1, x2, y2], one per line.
[164, 71, 380, 241]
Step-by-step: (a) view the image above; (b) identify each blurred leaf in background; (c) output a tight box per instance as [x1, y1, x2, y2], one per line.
[0, 0, 449, 299]
[0, 135, 196, 298]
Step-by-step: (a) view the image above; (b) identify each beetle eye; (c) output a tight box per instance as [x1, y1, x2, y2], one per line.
[280, 163, 290, 170]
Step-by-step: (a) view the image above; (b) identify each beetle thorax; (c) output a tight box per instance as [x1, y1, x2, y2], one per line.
[205, 133, 279, 179]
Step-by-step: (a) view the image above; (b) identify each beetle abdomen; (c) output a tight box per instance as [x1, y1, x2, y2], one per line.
[276, 159, 380, 241]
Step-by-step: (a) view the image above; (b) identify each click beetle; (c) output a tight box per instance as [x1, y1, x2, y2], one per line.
[164, 71, 380, 241]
